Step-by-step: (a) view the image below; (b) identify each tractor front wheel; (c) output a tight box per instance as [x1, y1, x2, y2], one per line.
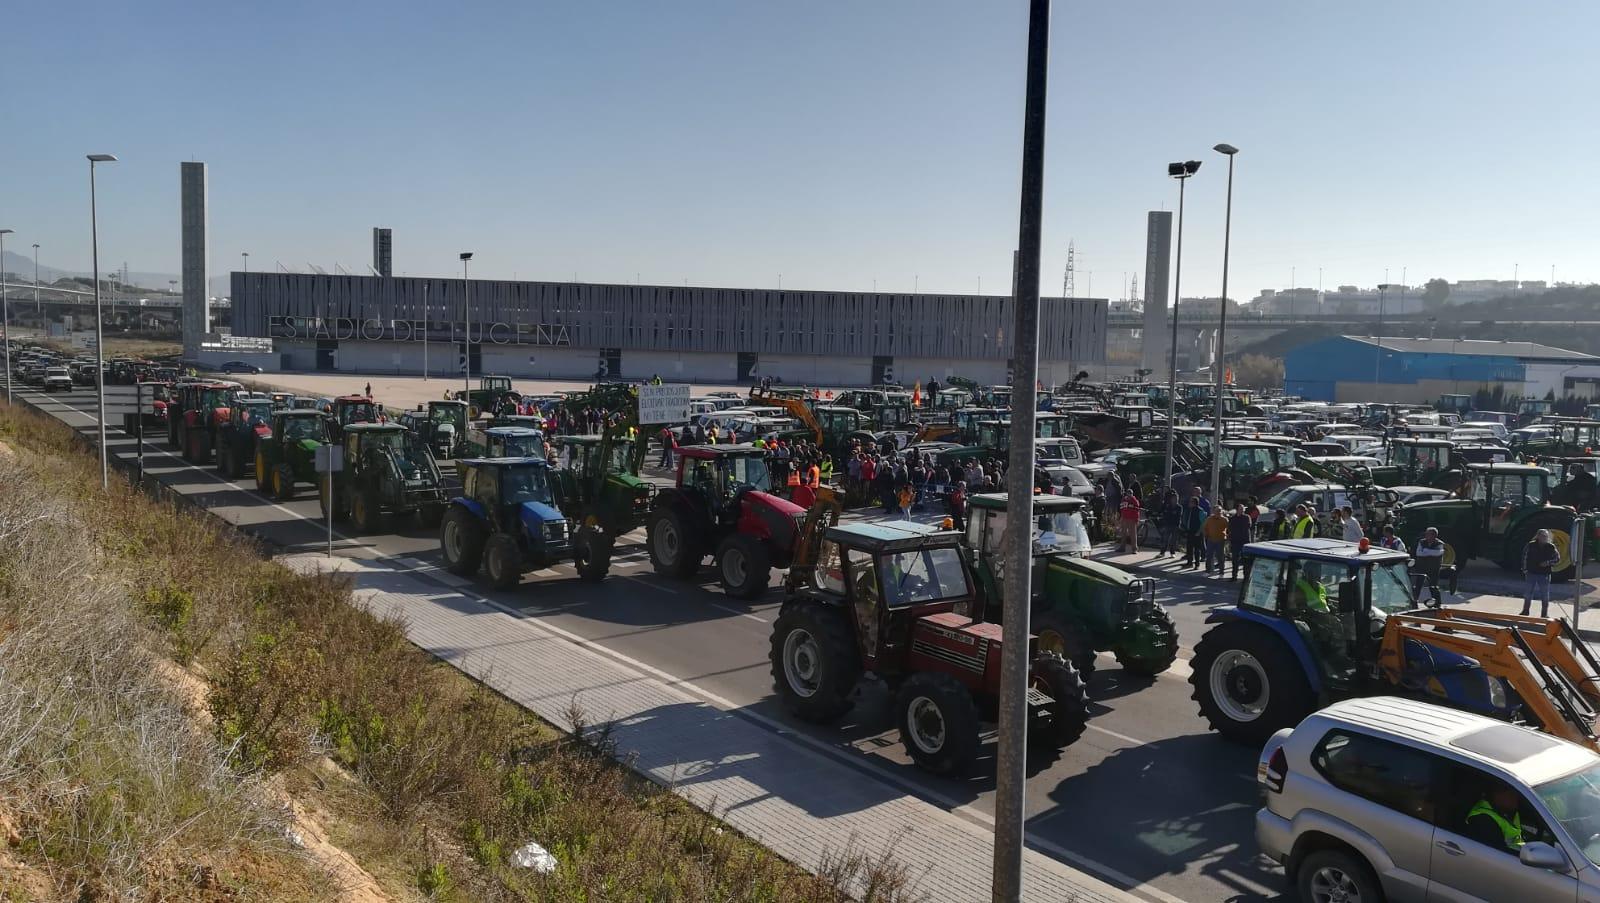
[1028, 652, 1089, 750]
[895, 671, 981, 777]
[484, 534, 522, 590]
[1190, 620, 1313, 746]
[351, 491, 382, 533]
[573, 528, 612, 582]
[1033, 610, 1096, 680]
[717, 533, 771, 599]
[647, 509, 699, 578]
[275, 464, 297, 501]
[254, 451, 269, 493]
[769, 600, 861, 723]
[441, 507, 486, 576]
[1115, 606, 1180, 676]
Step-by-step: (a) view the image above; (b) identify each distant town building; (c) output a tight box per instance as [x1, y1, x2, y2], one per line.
[1247, 277, 1579, 317]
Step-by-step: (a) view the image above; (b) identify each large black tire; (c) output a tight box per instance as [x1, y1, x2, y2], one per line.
[352, 490, 383, 533]
[1295, 849, 1384, 903]
[894, 671, 981, 777]
[1190, 620, 1315, 746]
[1029, 652, 1089, 750]
[716, 532, 771, 599]
[769, 600, 862, 723]
[483, 534, 522, 590]
[1033, 609, 1097, 679]
[1115, 605, 1180, 676]
[647, 509, 699, 578]
[441, 507, 486, 576]
[573, 528, 612, 583]
[275, 463, 297, 501]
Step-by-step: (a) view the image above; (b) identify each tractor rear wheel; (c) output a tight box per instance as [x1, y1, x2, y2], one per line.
[255, 451, 269, 493]
[769, 600, 861, 723]
[573, 528, 612, 582]
[275, 464, 297, 501]
[1028, 652, 1089, 750]
[1190, 620, 1313, 746]
[647, 509, 699, 578]
[895, 671, 981, 776]
[484, 534, 522, 589]
[1033, 609, 1096, 679]
[441, 507, 486, 576]
[1115, 605, 1180, 676]
[351, 491, 382, 533]
[717, 533, 771, 599]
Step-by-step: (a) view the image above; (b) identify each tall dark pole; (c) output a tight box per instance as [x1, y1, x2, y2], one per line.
[89, 154, 117, 490]
[1, 229, 12, 405]
[1208, 144, 1237, 502]
[1163, 163, 1198, 490]
[460, 252, 474, 402]
[994, 0, 1049, 899]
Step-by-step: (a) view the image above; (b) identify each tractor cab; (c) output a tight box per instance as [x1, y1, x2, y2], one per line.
[442, 457, 578, 587]
[327, 395, 380, 441]
[774, 519, 1091, 774]
[963, 493, 1174, 678]
[678, 444, 775, 509]
[550, 434, 654, 535]
[415, 400, 469, 459]
[321, 423, 448, 532]
[230, 398, 274, 437]
[1554, 420, 1600, 456]
[269, 392, 295, 410]
[1389, 437, 1455, 486]
[1397, 463, 1592, 581]
[273, 409, 328, 444]
[468, 425, 545, 461]
[953, 407, 1007, 444]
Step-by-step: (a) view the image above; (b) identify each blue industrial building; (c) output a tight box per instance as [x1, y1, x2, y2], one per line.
[1285, 335, 1600, 403]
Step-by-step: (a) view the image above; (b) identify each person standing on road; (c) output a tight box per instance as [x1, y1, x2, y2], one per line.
[1157, 489, 1182, 557]
[1291, 504, 1317, 539]
[364, 381, 372, 398]
[948, 481, 968, 532]
[1227, 503, 1252, 580]
[1182, 494, 1206, 569]
[1203, 506, 1229, 576]
[1118, 490, 1143, 554]
[1412, 526, 1446, 607]
[1379, 524, 1406, 552]
[1521, 528, 1561, 618]
[1340, 505, 1364, 543]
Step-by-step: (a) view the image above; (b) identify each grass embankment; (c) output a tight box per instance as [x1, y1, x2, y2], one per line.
[0, 401, 919, 902]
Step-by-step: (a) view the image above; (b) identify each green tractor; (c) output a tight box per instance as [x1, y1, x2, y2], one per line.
[453, 375, 521, 418]
[1395, 462, 1600, 582]
[963, 493, 1178, 678]
[409, 400, 470, 460]
[319, 423, 449, 532]
[254, 409, 330, 500]
[548, 433, 655, 579]
[1384, 437, 1458, 488]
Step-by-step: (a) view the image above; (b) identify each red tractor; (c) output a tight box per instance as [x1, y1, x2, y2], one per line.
[770, 520, 1090, 775]
[171, 380, 242, 463]
[646, 444, 805, 598]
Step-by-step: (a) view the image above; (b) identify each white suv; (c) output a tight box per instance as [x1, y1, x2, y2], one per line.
[1258, 696, 1600, 902]
[42, 367, 74, 393]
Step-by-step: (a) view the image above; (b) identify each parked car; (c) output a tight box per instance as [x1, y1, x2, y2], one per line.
[1258, 696, 1600, 902]
[219, 360, 263, 374]
[42, 367, 75, 393]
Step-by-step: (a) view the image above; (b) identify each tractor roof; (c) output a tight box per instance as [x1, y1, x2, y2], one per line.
[824, 520, 959, 553]
[276, 409, 325, 419]
[334, 395, 374, 403]
[485, 426, 543, 437]
[460, 456, 551, 469]
[1221, 439, 1282, 449]
[344, 422, 404, 433]
[1464, 462, 1549, 474]
[553, 434, 604, 445]
[813, 405, 859, 414]
[1046, 556, 1140, 587]
[676, 443, 768, 459]
[968, 492, 1086, 512]
[1245, 537, 1409, 566]
[1393, 437, 1454, 446]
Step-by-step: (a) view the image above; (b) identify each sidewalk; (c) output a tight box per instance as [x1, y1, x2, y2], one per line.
[276, 550, 1139, 903]
[1094, 545, 1600, 642]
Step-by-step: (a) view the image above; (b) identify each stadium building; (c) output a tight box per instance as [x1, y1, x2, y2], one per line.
[229, 272, 1107, 386]
[1285, 335, 1600, 403]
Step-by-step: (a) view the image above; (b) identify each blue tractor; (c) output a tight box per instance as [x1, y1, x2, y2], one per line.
[440, 457, 602, 588]
[1190, 538, 1524, 746]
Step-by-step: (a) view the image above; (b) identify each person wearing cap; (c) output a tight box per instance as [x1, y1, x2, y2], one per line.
[1412, 526, 1446, 607]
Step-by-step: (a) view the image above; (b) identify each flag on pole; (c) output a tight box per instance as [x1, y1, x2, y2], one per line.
[1225, 367, 1234, 385]
[912, 381, 923, 407]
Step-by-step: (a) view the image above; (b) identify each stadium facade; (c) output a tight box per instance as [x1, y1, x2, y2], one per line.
[231, 272, 1107, 386]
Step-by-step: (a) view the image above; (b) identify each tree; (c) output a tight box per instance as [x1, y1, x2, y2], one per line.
[1422, 278, 1450, 309]
[1231, 353, 1284, 390]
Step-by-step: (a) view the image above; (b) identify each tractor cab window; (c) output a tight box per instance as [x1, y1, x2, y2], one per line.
[1287, 559, 1364, 683]
[812, 539, 846, 595]
[821, 409, 858, 434]
[238, 402, 272, 425]
[880, 405, 908, 428]
[1483, 473, 1538, 535]
[1035, 511, 1091, 555]
[281, 416, 322, 441]
[342, 402, 377, 425]
[878, 547, 970, 608]
[496, 434, 541, 458]
[845, 547, 882, 652]
[686, 459, 718, 497]
[608, 441, 633, 474]
[1230, 446, 1274, 476]
[1242, 557, 1287, 613]
[1372, 561, 1415, 614]
[1036, 418, 1067, 439]
[720, 455, 772, 497]
[500, 466, 551, 505]
[473, 467, 500, 507]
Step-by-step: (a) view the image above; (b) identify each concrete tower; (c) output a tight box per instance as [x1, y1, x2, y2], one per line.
[180, 162, 209, 357]
[1140, 211, 1172, 372]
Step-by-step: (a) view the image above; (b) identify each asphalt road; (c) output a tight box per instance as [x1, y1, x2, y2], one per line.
[14, 384, 1283, 903]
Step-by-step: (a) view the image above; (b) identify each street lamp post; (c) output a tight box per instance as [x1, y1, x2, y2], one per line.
[460, 252, 474, 401]
[1375, 283, 1394, 390]
[1, 229, 13, 405]
[31, 243, 39, 315]
[1209, 143, 1238, 503]
[88, 154, 118, 491]
[1163, 160, 1201, 492]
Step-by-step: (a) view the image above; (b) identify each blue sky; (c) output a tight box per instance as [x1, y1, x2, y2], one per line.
[7, 1, 1597, 299]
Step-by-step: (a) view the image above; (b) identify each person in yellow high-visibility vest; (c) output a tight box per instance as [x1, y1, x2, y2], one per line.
[1464, 785, 1527, 853]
